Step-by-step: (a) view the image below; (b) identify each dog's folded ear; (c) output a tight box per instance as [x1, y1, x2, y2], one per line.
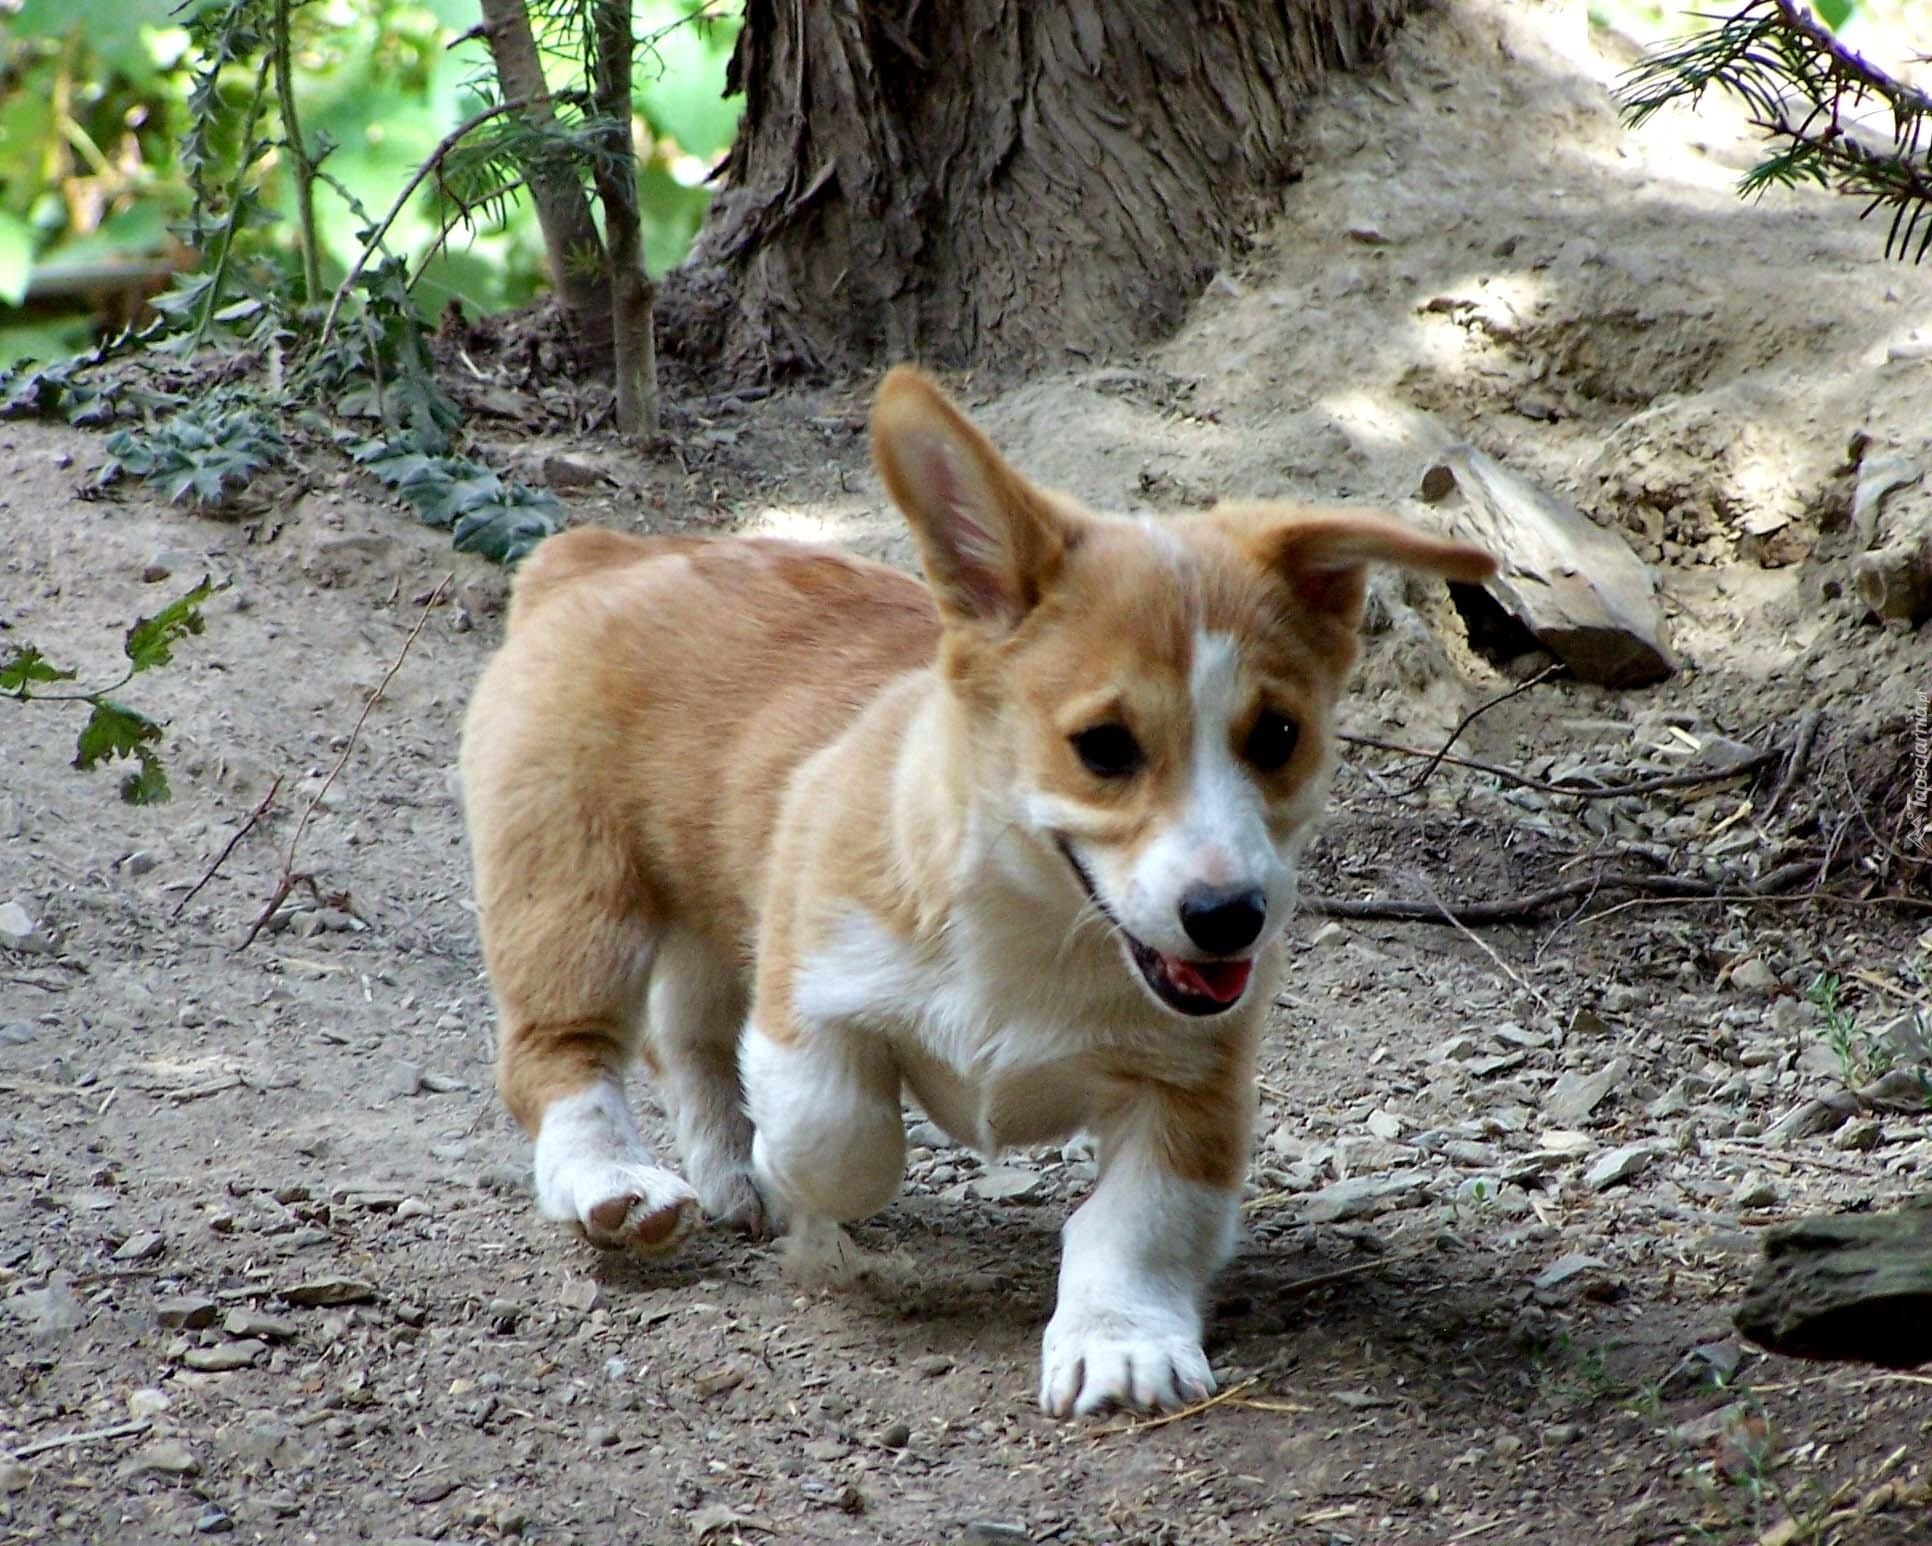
[1232, 505, 1496, 629]
[872, 365, 1080, 630]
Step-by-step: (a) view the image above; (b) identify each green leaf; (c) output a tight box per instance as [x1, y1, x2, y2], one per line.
[120, 748, 172, 805]
[73, 697, 161, 773]
[0, 212, 35, 308]
[0, 644, 78, 694]
[124, 578, 219, 674]
[1814, 0, 1854, 31]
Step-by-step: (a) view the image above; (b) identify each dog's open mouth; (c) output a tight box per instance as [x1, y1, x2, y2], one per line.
[1056, 840, 1253, 1018]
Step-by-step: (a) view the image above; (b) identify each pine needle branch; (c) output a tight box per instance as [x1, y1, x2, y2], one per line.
[1617, 0, 1932, 260]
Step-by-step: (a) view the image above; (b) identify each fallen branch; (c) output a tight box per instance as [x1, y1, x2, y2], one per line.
[1339, 731, 1781, 801]
[171, 773, 283, 920]
[1392, 664, 1563, 797]
[239, 575, 451, 949]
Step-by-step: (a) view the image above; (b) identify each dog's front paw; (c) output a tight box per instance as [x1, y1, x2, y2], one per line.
[693, 1163, 772, 1239]
[1039, 1310, 1215, 1418]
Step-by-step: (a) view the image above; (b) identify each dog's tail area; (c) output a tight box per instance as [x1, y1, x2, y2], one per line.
[507, 527, 706, 633]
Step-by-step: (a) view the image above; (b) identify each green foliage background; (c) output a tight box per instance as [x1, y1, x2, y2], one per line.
[0, 0, 742, 367]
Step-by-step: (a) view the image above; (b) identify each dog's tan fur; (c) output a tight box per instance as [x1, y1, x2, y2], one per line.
[460, 366, 1494, 1412]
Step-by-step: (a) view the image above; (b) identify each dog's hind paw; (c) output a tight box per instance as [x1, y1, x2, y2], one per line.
[560, 1165, 700, 1254]
[695, 1165, 771, 1239]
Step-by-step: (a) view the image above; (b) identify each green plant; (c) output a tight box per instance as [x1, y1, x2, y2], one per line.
[1806, 972, 1894, 1085]
[1618, 1, 1932, 260]
[1, 579, 225, 804]
[99, 399, 288, 504]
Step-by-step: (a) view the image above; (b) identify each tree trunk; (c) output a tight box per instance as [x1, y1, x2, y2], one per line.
[477, 0, 614, 356]
[590, 0, 660, 440]
[685, 0, 1417, 377]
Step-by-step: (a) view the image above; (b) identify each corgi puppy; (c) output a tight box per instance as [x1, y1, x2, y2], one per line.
[459, 367, 1494, 1417]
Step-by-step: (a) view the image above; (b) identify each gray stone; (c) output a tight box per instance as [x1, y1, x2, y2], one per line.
[969, 1167, 1044, 1204]
[127, 1441, 201, 1477]
[9, 1280, 85, 1341]
[1729, 958, 1779, 994]
[1304, 1171, 1431, 1223]
[114, 1232, 165, 1263]
[955, 1526, 1030, 1546]
[0, 900, 52, 954]
[222, 1308, 297, 1340]
[1543, 1057, 1629, 1125]
[1584, 1143, 1655, 1191]
[156, 1295, 219, 1330]
[182, 1339, 267, 1371]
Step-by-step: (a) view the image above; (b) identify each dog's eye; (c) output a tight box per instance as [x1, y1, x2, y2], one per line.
[1071, 723, 1142, 779]
[1244, 711, 1300, 772]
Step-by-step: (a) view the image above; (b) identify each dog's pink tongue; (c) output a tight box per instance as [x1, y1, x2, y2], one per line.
[1166, 956, 1253, 1004]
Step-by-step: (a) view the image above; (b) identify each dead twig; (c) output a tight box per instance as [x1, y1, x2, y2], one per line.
[1762, 706, 1822, 820]
[171, 774, 283, 920]
[1340, 731, 1781, 801]
[10, 1417, 152, 1461]
[239, 575, 451, 950]
[1391, 664, 1563, 796]
[1089, 1379, 1259, 1439]
[1412, 871, 1556, 1016]
[1306, 858, 1820, 926]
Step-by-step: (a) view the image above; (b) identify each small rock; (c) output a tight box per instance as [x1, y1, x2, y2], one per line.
[875, 1419, 912, 1449]
[1729, 958, 1780, 994]
[1544, 1422, 1581, 1446]
[588, 1425, 617, 1449]
[122, 850, 160, 877]
[969, 1167, 1044, 1204]
[1309, 921, 1345, 947]
[127, 1388, 171, 1419]
[194, 1504, 234, 1535]
[0, 899, 52, 954]
[281, 1276, 377, 1307]
[127, 1440, 201, 1477]
[182, 1340, 266, 1371]
[395, 1197, 432, 1222]
[379, 1062, 425, 1100]
[560, 1278, 603, 1314]
[1543, 1057, 1629, 1125]
[222, 1308, 297, 1341]
[10, 1280, 86, 1341]
[906, 1120, 951, 1149]
[1365, 1109, 1404, 1141]
[689, 1503, 744, 1539]
[913, 1354, 954, 1378]
[956, 1526, 1030, 1546]
[1304, 1171, 1431, 1223]
[115, 1232, 166, 1263]
[1584, 1143, 1654, 1191]
[406, 1477, 459, 1505]
[1647, 1080, 1694, 1119]
[156, 1295, 220, 1330]
[1831, 1117, 1882, 1152]
[1732, 1174, 1778, 1209]
[0, 1020, 33, 1046]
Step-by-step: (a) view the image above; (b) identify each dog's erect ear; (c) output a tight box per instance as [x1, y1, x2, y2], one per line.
[1240, 506, 1496, 629]
[872, 365, 1077, 629]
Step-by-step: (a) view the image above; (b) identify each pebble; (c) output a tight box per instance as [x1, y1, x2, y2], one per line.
[1585, 1144, 1655, 1191]
[10, 1281, 86, 1341]
[1304, 1171, 1430, 1223]
[968, 1167, 1044, 1204]
[182, 1339, 266, 1371]
[1832, 1117, 1882, 1152]
[222, 1308, 297, 1341]
[127, 1388, 171, 1419]
[1309, 921, 1345, 947]
[906, 1120, 951, 1149]
[127, 1440, 201, 1477]
[1729, 958, 1779, 994]
[156, 1295, 220, 1330]
[0, 1021, 33, 1045]
[122, 850, 160, 877]
[560, 1278, 603, 1313]
[0, 899, 53, 954]
[282, 1276, 377, 1307]
[913, 1354, 954, 1378]
[1732, 1174, 1778, 1209]
[379, 1062, 425, 1100]
[875, 1419, 912, 1449]
[956, 1526, 1030, 1546]
[114, 1232, 166, 1263]
[194, 1504, 234, 1535]
[1543, 1057, 1629, 1125]
[1365, 1108, 1404, 1141]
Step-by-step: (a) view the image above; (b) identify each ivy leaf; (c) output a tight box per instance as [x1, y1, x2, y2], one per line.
[0, 645, 77, 694]
[124, 578, 220, 674]
[73, 697, 162, 773]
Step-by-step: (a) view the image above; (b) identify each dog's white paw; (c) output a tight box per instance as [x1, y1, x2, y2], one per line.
[692, 1163, 771, 1239]
[533, 1084, 698, 1255]
[545, 1158, 700, 1254]
[1038, 1311, 1215, 1418]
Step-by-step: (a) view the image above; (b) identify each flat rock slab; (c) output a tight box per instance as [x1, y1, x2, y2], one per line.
[1427, 443, 1675, 686]
[1304, 1170, 1432, 1223]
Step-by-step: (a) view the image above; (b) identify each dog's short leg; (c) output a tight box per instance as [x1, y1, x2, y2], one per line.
[740, 1017, 904, 1231]
[1037, 1082, 1249, 1419]
[497, 1004, 698, 1254]
[646, 935, 764, 1236]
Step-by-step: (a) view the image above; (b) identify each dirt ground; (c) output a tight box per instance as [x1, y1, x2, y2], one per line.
[4, 3, 1931, 1543]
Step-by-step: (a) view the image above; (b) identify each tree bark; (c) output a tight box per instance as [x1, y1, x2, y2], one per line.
[1735, 1194, 1932, 1370]
[590, 0, 660, 441]
[684, 0, 1418, 378]
[477, 0, 614, 355]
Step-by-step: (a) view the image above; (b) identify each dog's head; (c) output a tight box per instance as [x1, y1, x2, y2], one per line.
[872, 366, 1495, 1021]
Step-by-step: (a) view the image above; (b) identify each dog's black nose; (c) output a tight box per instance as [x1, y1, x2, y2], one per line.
[1178, 884, 1266, 955]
